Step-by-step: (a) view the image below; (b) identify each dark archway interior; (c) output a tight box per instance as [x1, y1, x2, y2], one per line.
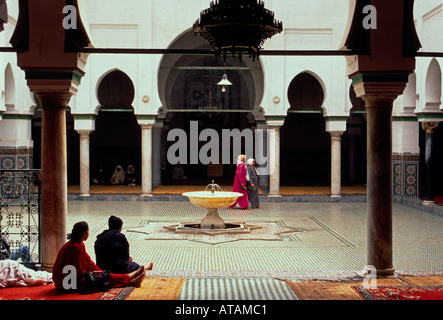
[281, 72, 330, 186]
[342, 86, 367, 186]
[420, 122, 443, 200]
[89, 70, 141, 185]
[97, 70, 135, 109]
[160, 56, 259, 186]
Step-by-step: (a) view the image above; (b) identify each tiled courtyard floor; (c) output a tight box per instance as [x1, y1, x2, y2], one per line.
[68, 199, 443, 283]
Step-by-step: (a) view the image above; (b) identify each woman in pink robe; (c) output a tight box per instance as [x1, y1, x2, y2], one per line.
[229, 155, 251, 210]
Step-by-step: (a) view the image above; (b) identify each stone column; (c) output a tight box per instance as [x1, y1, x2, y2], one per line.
[366, 96, 395, 275]
[78, 130, 91, 196]
[10, 0, 91, 271]
[355, 83, 406, 276]
[255, 122, 269, 187]
[37, 92, 71, 271]
[266, 119, 284, 197]
[330, 132, 343, 198]
[140, 123, 154, 196]
[152, 123, 163, 188]
[342, 0, 419, 277]
[421, 122, 439, 203]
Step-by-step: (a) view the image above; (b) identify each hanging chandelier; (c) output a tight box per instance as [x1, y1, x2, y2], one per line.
[193, 0, 283, 61]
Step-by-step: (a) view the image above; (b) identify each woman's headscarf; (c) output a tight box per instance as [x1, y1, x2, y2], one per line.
[237, 155, 246, 165]
[113, 165, 125, 177]
[247, 158, 259, 176]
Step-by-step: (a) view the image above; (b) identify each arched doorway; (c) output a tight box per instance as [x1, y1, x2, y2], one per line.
[419, 59, 443, 202]
[281, 72, 330, 186]
[158, 30, 264, 186]
[4, 64, 15, 112]
[89, 70, 141, 185]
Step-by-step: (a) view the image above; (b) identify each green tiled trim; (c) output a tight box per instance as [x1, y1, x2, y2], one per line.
[351, 73, 410, 85]
[25, 69, 85, 85]
[392, 117, 418, 122]
[100, 109, 133, 112]
[416, 113, 443, 120]
[1, 114, 33, 120]
[325, 116, 348, 122]
[136, 115, 157, 120]
[73, 114, 96, 120]
[287, 110, 322, 114]
[265, 115, 286, 121]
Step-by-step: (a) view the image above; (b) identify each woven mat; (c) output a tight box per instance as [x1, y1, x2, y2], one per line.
[179, 278, 298, 300]
[126, 277, 185, 300]
[286, 278, 405, 300]
[399, 275, 443, 286]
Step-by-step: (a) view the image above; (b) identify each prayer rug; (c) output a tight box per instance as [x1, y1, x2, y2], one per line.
[286, 281, 363, 300]
[0, 283, 135, 300]
[354, 286, 443, 300]
[97, 286, 135, 300]
[0, 284, 102, 300]
[399, 275, 443, 286]
[286, 278, 405, 300]
[126, 277, 185, 300]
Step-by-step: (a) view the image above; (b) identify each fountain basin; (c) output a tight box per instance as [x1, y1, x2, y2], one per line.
[182, 191, 243, 209]
[180, 190, 243, 230]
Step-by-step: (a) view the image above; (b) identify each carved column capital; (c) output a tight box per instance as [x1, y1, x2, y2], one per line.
[330, 131, 343, 141]
[34, 91, 72, 108]
[77, 130, 92, 140]
[421, 122, 440, 133]
[353, 81, 408, 106]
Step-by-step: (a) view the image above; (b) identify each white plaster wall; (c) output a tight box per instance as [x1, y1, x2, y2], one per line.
[73, 0, 352, 118]
[0, 118, 33, 148]
[2, 0, 443, 149]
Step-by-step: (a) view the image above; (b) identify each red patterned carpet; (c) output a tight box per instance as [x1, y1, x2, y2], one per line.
[354, 286, 443, 300]
[0, 284, 133, 300]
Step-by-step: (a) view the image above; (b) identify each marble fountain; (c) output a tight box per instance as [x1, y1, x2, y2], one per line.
[164, 181, 262, 235]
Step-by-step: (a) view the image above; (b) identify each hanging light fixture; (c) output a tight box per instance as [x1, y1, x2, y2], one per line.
[217, 72, 232, 92]
[193, 0, 283, 61]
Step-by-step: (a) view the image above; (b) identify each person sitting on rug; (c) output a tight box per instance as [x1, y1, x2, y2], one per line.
[111, 165, 125, 185]
[1, 235, 33, 268]
[1, 215, 34, 269]
[52, 221, 146, 292]
[94, 216, 153, 274]
[126, 164, 136, 186]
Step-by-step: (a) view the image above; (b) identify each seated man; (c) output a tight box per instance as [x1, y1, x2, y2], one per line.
[94, 216, 152, 274]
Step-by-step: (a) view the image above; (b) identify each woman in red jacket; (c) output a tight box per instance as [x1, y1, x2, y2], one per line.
[53, 221, 145, 291]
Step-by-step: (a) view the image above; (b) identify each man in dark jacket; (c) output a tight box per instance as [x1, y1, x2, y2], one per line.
[94, 216, 144, 274]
